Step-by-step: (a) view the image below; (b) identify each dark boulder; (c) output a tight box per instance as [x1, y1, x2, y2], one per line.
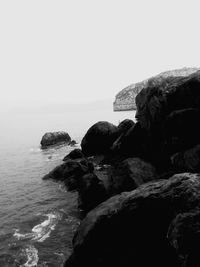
[43, 159, 94, 191]
[171, 144, 200, 173]
[81, 121, 119, 156]
[77, 173, 108, 213]
[168, 209, 200, 267]
[134, 72, 200, 169]
[163, 108, 200, 155]
[111, 157, 158, 194]
[111, 122, 148, 158]
[65, 173, 200, 267]
[111, 122, 170, 170]
[111, 120, 137, 155]
[117, 119, 135, 135]
[40, 131, 71, 148]
[135, 71, 200, 132]
[42, 164, 65, 181]
[63, 149, 85, 161]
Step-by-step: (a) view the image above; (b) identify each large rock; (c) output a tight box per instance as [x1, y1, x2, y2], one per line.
[111, 119, 136, 156]
[65, 173, 200, 267]
[168, 209, 200, 267]
[63, 149, 85, 161]
[42, 159, 94, 191]
[113, 67, 199, 111]
[40, 131, 71, 148]
[81, 121, 119, 156]
[111, 122, 150, 160]
[135, 70, 200, 131]
[171, 144, 200, 173]
[132, 71, 200, 170]
[111, 157, 158, 194]
[77, 173, 108, 213]
[117, 119, 135, 135]
[163, 108, 200, 155]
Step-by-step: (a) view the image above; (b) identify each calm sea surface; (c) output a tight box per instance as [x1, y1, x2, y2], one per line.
[0, 105, 135, 267]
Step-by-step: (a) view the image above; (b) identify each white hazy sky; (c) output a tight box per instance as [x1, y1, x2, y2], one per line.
[0, 0, 200, 112]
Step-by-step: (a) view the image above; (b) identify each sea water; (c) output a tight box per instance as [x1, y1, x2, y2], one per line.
[0, 104, 135, 266]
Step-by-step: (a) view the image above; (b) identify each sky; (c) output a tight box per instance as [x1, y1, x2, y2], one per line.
[0, 0, 200, 112]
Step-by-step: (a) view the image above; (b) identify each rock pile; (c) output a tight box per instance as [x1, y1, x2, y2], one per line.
[43, 69, 200, 267]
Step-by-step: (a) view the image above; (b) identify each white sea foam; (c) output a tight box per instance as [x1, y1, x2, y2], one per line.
[20, 245, 39, 267]
[14, 212, 61, 243]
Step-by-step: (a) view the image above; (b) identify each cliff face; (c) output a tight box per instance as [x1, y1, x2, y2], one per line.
[113, 67, 200, 111]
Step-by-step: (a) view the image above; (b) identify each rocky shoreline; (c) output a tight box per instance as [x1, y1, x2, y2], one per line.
[43, 69, 200, 267]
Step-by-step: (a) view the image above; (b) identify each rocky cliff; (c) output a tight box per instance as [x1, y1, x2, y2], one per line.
[113, 67, 200, 111]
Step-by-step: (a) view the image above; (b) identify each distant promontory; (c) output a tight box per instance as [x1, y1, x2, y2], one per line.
[113, 67, 200, 111]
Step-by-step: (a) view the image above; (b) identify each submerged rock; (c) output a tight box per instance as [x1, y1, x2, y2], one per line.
[81, 121, 119, 156]
[65, 173, 200, 267]
[40, 131, 71, 148]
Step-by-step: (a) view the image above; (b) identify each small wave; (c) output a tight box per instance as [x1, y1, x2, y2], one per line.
[20, 245, 39, 267]
[14, 212, 61, 243]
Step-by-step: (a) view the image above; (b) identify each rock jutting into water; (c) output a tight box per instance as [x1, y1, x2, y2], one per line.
[81, 121, 119, 156]
[40, 131, 71, 148]
[42, 68, 200, 266]
[113, 67, 200, 111]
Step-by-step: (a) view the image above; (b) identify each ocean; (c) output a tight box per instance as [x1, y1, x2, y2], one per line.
[0, 103, 135, 267]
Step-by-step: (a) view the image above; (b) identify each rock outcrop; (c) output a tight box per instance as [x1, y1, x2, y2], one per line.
[40, 131, 71, 148]
[113, 67, 199, 111]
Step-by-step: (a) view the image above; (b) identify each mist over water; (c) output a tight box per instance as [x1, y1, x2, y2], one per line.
[0, 101, 135, 266]
[0, 100, 135, 149]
